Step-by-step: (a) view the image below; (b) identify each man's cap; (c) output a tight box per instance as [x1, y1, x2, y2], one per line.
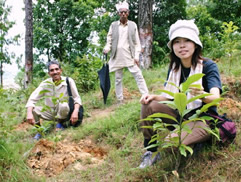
[116, 1, 129, 11]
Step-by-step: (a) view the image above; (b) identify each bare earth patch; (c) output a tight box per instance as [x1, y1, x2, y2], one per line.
[27, 138, 107, 177]
[219, 98, 241, 121]
[85, 105, 116, 123]
[85, 87, 140, 123]
[14, 121, 33, 132]
[221, 75, 241, 101]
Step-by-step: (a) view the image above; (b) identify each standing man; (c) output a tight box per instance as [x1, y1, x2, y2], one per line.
[26, 60, 82, 140]
[103, 1, 149, 104]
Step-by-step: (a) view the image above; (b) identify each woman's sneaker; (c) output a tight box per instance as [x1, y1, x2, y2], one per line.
[139, 151, 161, 169]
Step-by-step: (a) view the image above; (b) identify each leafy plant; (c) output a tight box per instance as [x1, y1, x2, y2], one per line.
[142, 73, 222, 173]
[71, 55, 102, 92]
[33, 80, 68, 136]
[219, 21, 239, 72]
[32, 120, 54, 137]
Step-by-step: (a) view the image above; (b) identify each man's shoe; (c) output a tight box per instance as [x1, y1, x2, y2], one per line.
[56, 122, 65, 131]
[139, 151, 161, 169]
[33, 133, 42, 140]
[117, 99, 124, 105]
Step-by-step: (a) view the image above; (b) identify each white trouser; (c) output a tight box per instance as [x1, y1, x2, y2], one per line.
[33, 102, 70, 122]
[115, 65, 149, 101]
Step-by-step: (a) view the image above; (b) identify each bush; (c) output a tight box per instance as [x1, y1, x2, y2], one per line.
[63, 55, 102, 93]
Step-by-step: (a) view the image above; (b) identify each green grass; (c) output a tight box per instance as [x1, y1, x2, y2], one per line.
[0, 61, 241, 181]
[218, 54, 241, 78]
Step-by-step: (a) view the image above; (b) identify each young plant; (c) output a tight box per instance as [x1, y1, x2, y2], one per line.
[33, 120, 54, 137]
[33, 80, 68, 136]
[220, 21, 239, 72]
[142, 73, 222, 172]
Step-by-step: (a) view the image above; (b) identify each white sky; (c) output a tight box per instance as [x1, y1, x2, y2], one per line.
[3, 0, 25, 87]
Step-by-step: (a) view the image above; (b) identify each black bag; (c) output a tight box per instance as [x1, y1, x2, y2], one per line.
[66, 77, 84, 127]
[208, 113, 236, 143]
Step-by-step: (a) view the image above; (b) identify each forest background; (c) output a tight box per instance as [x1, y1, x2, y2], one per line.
[0, 0, 241, 181]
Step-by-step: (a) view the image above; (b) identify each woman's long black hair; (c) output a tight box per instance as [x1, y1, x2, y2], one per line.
[169, 40, 203, 72]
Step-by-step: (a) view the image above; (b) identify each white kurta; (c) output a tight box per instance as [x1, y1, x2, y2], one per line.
[104, 21, 141, 72]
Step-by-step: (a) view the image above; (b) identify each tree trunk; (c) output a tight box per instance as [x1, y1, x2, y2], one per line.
[0, 61, 2, 87]
[138, 0, 153, 69]
[24, 0, 33, 88]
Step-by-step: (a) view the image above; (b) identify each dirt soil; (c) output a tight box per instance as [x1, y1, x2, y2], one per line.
[219, 98, 241, 121]
[221, 75, 241, 101]
[27, 138, 107, 177]
[219, 75, 241, 121]
[14, 121, 33, 132]
[15, 104, 115, 178]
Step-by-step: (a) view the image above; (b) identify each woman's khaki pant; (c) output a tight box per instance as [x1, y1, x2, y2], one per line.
[140, 100, 211, 147]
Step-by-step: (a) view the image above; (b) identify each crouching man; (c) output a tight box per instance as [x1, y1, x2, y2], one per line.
[26, 60, 82, 140]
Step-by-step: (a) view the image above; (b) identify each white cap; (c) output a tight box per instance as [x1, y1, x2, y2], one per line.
[167, 19, 203, 49]
[116, 1, 129, 11]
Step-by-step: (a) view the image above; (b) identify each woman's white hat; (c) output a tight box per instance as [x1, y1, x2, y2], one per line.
[167, 19, 203, 49]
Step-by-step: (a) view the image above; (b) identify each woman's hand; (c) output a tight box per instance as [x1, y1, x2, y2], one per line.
[189, 87, 204, 97]
[189, 87, 220, 103]
[140, 94, 155, 105]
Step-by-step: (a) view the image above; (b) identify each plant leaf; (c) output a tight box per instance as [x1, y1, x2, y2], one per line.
[187, 93, 211, 104]
[160, 89, 175, 97]
[39, 89, 50, 95]
[180, 73, 204, 92]
[145, 144, 159, 150]
[182, 145, 193, 155]
[181, 118, 204, 126]
[162, 143, 175, 149]
[203, 127, 220, 140]
[165, 81, 180, 89]
[182, 108, 193, 117]
[189, 84, 202, 89]
[141, 126, 153, 129]
[179, 145, 187, 157]
[199, 98, 223, 113]
[148, 113, 178, 123]
[159, 101, 177, 109]
[182, 125, 192, 134]
[174, 93, 187, 115]
[59, 93, 64, 99]
[44, 81, 54, 85]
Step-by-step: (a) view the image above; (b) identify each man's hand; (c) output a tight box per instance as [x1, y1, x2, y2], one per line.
[70, 109, 78, 125]
[134, 59, 139, 67]
[103, 49, 110, 54]
[70, 104, 80, 125]
[27, 107, 35, 125]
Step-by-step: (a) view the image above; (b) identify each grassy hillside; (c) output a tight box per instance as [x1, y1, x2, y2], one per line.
[0, 57, 240, 182]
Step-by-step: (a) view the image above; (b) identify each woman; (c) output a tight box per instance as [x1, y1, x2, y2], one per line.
[139, 20, 222, 168]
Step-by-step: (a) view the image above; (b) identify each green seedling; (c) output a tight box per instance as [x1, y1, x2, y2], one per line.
[33, 80, 68, 137]
[142, 73, 222, 172]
